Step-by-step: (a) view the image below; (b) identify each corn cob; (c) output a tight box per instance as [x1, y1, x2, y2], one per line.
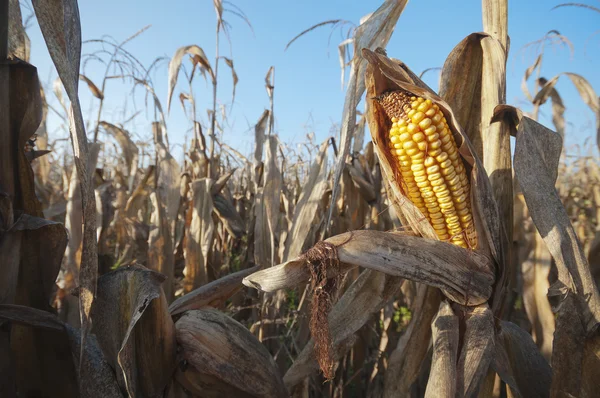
[378, 91, 477, 249]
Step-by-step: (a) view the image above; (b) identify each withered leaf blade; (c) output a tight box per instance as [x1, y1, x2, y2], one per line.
[213, 193, 244, 239]
[424, 301, 459, 398]
[169, 265, 259, 315]
[499, 321, 551, 398]
[383, 285, 440, 398]
[174, 309, 288, 397]
[79, 74, 104, 99]
[148, 192, 175, 302]
[92, 264, 176, 397]
[99, 121, 139, 178]
[8, 0, 30, 61]
[31, 0, 99, 374]
[327, 0, 407, 232]
[167, 45, 213, 112]
[0, 304, 122, 398]
[184, 178, 215, 290]
[245, 230, 494, 306]
[513, 114, 600, 330]
[456, 304, 494, 398]
[284, 270, 402, 389]
[282, 139, 329, 261]
[222, 57, 238, 103]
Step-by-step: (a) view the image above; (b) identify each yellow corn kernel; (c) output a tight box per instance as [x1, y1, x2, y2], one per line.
[377, 90, 478, 249]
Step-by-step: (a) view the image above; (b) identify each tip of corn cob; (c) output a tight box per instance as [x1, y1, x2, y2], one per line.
[376, 90, 478, 250]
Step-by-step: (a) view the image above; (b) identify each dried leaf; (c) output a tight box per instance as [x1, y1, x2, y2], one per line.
[184, 179, 215, 290]
[100, 121, 139, 177]
[92, 264, 177, 397]
[169, 266, 259, 315]
[8, 0, 30, 61]
[32, 0, 99, 369]
[148, 192, 175, 302]
[384, 285, 440, 397]
[284, 270, 402, 389]
[511, 112, 600, 329]
[327, 0, 407, 232]
[521, 54, 542, 101]
[424, 301, 459, 398]
[167, 45, 213, 112]
[283, 139, 329, 261]
[0, 304, 122, 398]
[174, 309, 288, 397]
[79, 74, 104, 99]
[222, 57, 238, 103]
[456, 304, 495, 397]
[499, 321, 551, 398]
[245, 230, 494, 306]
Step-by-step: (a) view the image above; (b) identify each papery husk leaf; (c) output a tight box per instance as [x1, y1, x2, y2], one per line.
[456, 304, 495, 398]
[499, 320, 551, 398]
[92, 264, 177, 397]
[0, 304, 122, 398]
[174, 309, 288, 398]
[383, 285, 440, 398]
[169, 266, 259, 315]
[284, 270, 402, 389]
[363, 49, 507, 280]
[424, 301, 459, 398]
[245, 230, 494, 305]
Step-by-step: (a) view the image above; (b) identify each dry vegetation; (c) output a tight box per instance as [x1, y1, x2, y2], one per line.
[1, 0, 600, 397]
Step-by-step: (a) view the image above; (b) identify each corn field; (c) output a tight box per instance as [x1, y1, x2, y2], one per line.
[1, 0, 600, 397]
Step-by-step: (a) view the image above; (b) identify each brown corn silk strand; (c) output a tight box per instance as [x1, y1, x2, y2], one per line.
[303, 241, 341, 380]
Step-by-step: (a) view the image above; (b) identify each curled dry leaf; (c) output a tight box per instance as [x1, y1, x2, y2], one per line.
[167, 45, 213, 112]
[174, 309, 288, 397]
[222, 57, 238, 103]
[498, 320, 551, 398]
[92, 264, 176, 397]
[245, 230, 494, 306]
[79, 74, 104, 100]
[169, 265, 259, 315]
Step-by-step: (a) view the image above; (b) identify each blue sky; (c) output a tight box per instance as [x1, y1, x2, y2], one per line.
[24, 0, 600, 161]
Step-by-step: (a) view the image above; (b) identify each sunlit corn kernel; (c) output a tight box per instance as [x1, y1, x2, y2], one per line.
[412, 112, 425, 124]
[413, 133, 426, 143]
